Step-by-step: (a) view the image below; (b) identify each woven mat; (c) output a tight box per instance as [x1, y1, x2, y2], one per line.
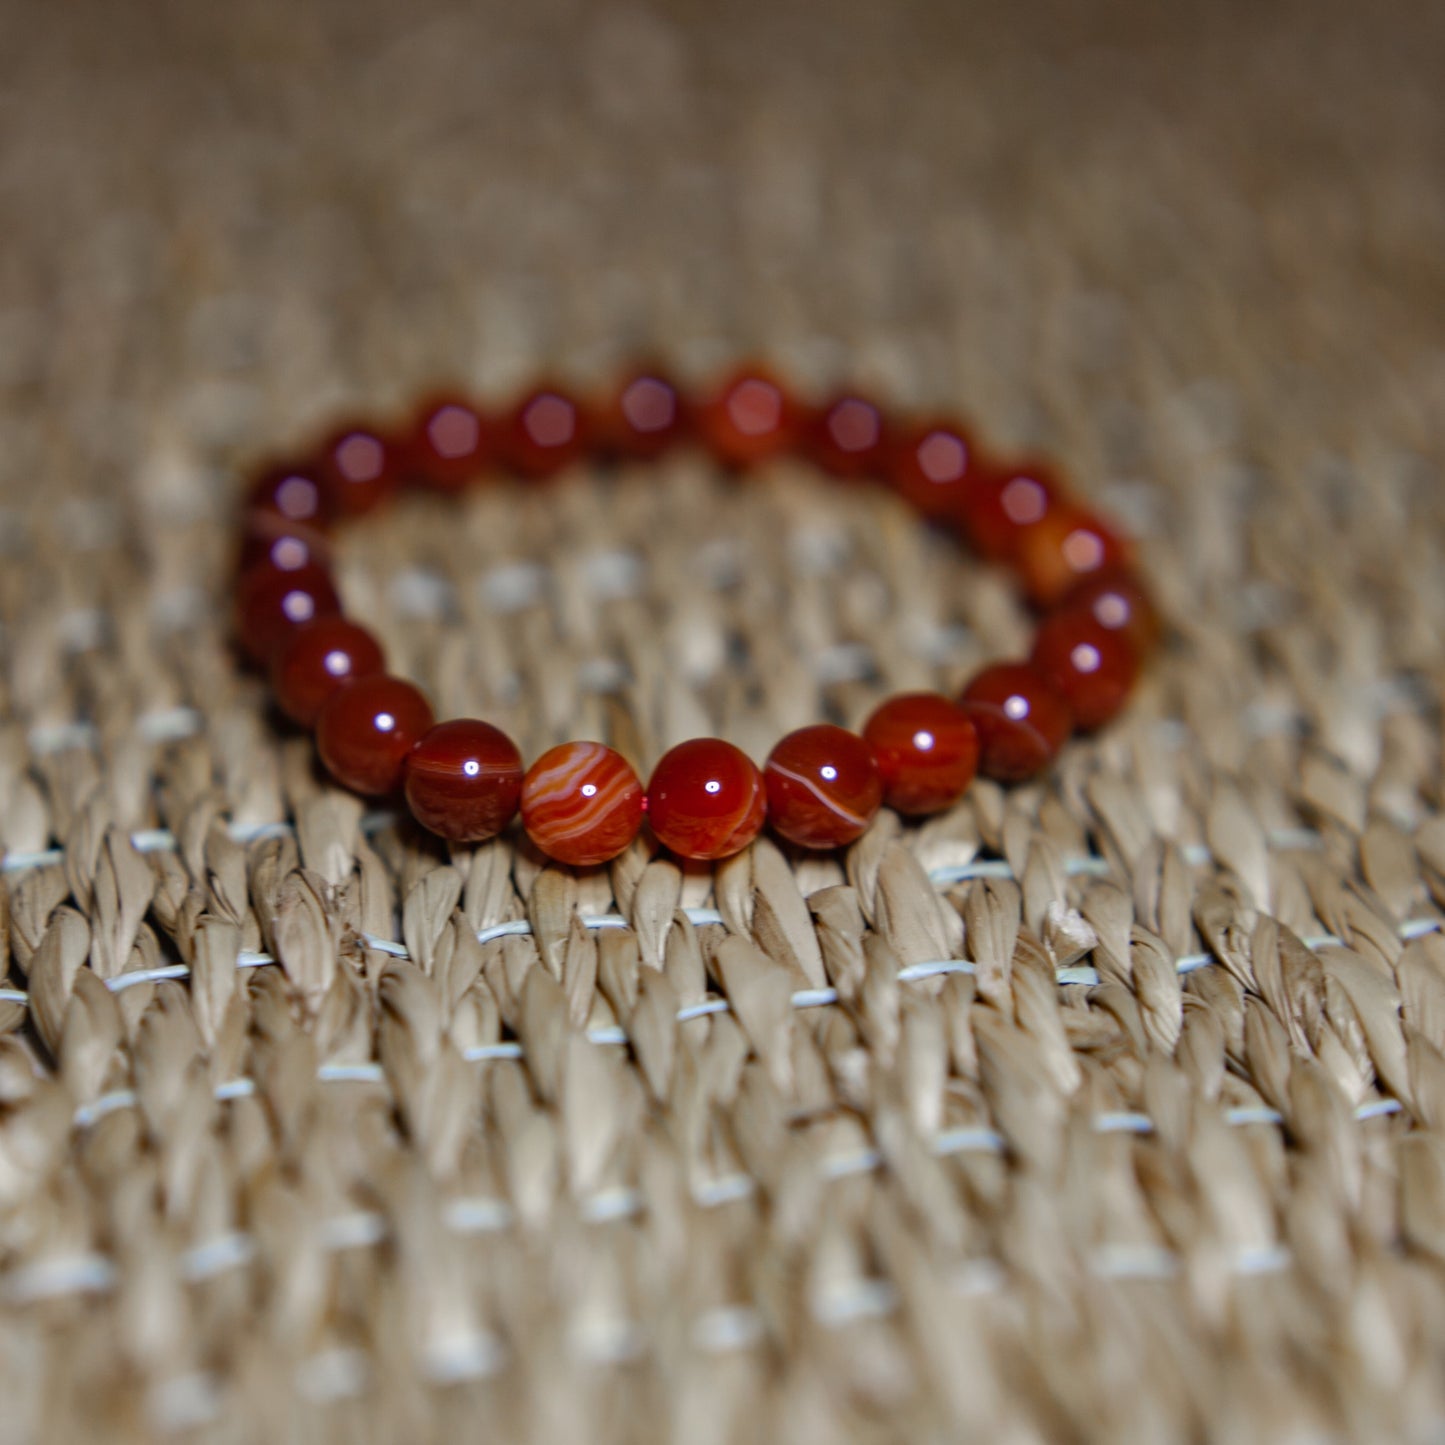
[3, 0, 1445, 1438]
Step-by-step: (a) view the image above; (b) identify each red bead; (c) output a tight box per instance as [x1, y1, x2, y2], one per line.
[501, 387, 589, 478]
[598, 370, 691, 459]
[958, 663, 1073, 783]
[405, 395, 491, 492]
[269, 616, 386, 726]
[1061, 568, 1161, 658]
[647, 738, 766, 860]
[520, 742, 644, 866]
[246, 463, 332, 530]
[316, 425, 399, 517]
[235, 561, 341, 665]
[405, 719, 523, 843]
[958, 464, 1060, 562]
[861, 692, 979, 815]
[805, 394, 889, 478]
[316, 674, 435, 796]
[763, 724, 883, 849]
[1030, 611, 1139, 732]
[237, 513, 332, 577]
[887, 420, 984, 520]
[1013, 502, 1130, 609]
[694, 369, 806, 469]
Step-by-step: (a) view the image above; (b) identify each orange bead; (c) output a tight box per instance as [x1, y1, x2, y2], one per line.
[694, 368, 805, 469]
[598, 370, 691, 459]
[886, 419, 985, 519]
[647, 738, 766, 860]
[405, 719, 523, 843]
[959, 662, 1073, 783]
[763, 724, 882, 849]
[1030, 611, 1139, 731]
[805, 394, 889, 478]
[317, 424, 399, 517]
[501, 387, 589, 478]
[269, 616, 385, 726]
[958, 464, 1060, 562]
[1012, 502, 1130, 608]
[520, 742, 644, 866]
[861, 692, 979, 815]
[316, 674, 435, 796]
[1060, 568, 1161, 658]
[235, 561, 341, 665]
[405, 395, 491, 492]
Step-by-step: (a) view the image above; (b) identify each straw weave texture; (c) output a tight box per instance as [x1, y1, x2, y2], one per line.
[2, 0, 1445, 1439]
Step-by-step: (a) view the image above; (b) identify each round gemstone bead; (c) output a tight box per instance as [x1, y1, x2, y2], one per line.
[269, 616, 386, 726]
[1061, 569, 1161, 658]
[247, 463, 332, 530]
[520, 742, 644, 866]
[1012, 502, 1130, 608]
[805, 394, 889, 478]
[236, 561, 342, 665]
[405, 719, 524, 843]
[763, 724, 883, 849]
[958, 465, 1059, 562]
[958, 663, 1073, 783]
[316, 674, 435, 796]
[1030, 611, 1139, 731]
[647, 738, 766, 860]
[600, 370, 690, 459]
[861, 692, 980, 815]
[317, 425, 398, 517]
[887, 420, 983, 520]
[694, 369, 805, 469]
[501, 388, 588, 478]
[237, 514, 332, 577]
[406, 396, 490, 491]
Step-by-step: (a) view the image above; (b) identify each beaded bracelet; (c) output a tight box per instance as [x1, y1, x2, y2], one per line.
[235, 368, 1158, 865]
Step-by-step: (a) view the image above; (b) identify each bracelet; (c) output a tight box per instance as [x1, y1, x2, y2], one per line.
[234, 367, 1158, 866]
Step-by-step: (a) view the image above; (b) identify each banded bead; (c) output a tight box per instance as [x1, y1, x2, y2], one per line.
[647, 738, 766, 860]
[405, 719, 524, 843]
[763, 724, 882, 849]
[520, 742, 644, 866]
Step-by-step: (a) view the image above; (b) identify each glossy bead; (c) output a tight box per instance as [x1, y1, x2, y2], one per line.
[520, 742, 644, 866]
[1061, 568, 1161, 658]
[1013, 502, 1130, 608]
[501, 387, 589, 478]
[887, 420, 983, 520]
[861, 692, 979, 815]
[958, 465, 1060, 562]
[958, 663, 1073, 783]
[647, 738, 766, 860]
[1030, 611, 1139, 732]
[406, 396, 491, 492]
[316, 674, 435, 796]
[235, 561, 341, 665]
[763, 724, 883, 849]
[405, 719, 523, 843]
[247, 463, 332, 530]
[317, 425, 398, 517]
[599, 370, 691, 459]
[269, 616, 386, 726]
[237, 513, 331, 577]
[694, 369, 805, 469]
[805, 394, 889, 478]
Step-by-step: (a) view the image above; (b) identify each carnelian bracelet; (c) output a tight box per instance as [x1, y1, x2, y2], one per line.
[234, 368, 1159, 865]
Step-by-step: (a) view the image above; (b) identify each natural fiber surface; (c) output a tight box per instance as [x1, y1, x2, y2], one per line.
[3, 0, 1445, 1438]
